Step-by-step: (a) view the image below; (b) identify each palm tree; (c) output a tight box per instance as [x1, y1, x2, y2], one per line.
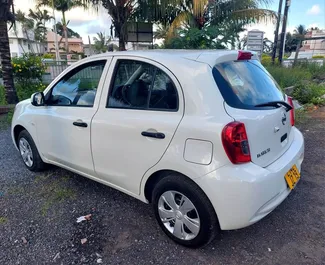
[93, 32, 109, 53]
[15, 10, 35, 53]
[293, 24, 307, 65]
[28, 8, 53, 52]
[0, 0, 18, 104]
[136, 0, 276, 44]
[154, 24, 169, 41]
[37, 0, 87, 56]
[98, 0, 134, 51]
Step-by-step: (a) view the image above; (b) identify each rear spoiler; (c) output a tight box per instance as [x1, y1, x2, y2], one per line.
[196, 50, 259, 67]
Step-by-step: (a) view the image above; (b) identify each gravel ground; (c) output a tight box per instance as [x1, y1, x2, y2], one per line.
[0, 109, 325, 265]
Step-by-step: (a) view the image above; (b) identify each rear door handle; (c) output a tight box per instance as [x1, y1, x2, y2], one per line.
[73, 121, 88, 128]
[141, 131, 165, 139]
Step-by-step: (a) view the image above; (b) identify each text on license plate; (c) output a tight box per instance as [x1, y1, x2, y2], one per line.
[285, 165, 301, 190]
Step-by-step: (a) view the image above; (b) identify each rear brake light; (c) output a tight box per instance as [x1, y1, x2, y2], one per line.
[222, 122, 251, 164]
[237, 51, 252, 60]
[287, 96, 295, 126]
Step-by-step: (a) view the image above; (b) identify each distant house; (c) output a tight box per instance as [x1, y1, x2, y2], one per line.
[47, 31, 84, 54]
[301, 30, 325, 53]
[8, 22, 44, 57]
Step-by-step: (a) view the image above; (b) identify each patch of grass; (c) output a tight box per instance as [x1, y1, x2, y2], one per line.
[7, 186, 25, 195]
[0, 107, 14, 130]
[34, 173, 52, 184]
[0, 217, 8, 224]
[295, 108, 307, 125]
[0, 85, 5, 105]
[292, 83, 325, 105]
[266, 65, 312, 88]
[38, 175, 76, 216]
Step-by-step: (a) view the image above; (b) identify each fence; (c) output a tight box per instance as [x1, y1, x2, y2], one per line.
[282, 59, 325, 68]
[42, 60, 78, 84]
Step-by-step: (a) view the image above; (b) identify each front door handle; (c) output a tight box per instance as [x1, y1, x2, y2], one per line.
[73, 121, 88, 128]
[141, 131, 165, 139]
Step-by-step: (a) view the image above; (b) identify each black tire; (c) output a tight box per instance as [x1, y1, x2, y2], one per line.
[152, 173, 219, 248]
[17, 130, 46, 172]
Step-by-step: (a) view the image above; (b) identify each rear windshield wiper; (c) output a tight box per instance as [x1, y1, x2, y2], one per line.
[254, 101, 293, 112]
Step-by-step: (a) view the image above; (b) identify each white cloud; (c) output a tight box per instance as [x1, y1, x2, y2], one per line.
[13, 0, 113, 43]
[307, 5, 321, 15]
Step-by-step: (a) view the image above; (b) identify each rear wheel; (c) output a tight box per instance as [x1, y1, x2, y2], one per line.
[18, 130, 46, 172]
[152, 173, 219, 248]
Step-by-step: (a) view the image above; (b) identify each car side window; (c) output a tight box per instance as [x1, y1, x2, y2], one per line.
[108, 60, 178, 111]
[47, 60, 106, 107]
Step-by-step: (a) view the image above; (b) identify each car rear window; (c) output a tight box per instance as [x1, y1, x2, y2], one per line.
[212, 60, 284, 110]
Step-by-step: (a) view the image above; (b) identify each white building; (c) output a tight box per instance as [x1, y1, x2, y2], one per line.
[8, 22, 44, 57]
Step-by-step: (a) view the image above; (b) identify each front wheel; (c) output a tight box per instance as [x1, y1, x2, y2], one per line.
[152, 174, 219, 248]
[18, 130, 46, 172]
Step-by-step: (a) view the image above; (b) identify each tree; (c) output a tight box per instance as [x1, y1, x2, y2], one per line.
[137, 0, 277, 44]
[0, 0, 18, 104]
[93, 32, 110, 53]
[165, 25, 230, 49]
[54, 22, 81, 38]
[37, 0, 87, 56]
[98, 0, 134, 51]
[263, 37, 273, 53]
[28, 8, 53, 46]
[15, 10, 35, 53]
[293, 24, 307, 65]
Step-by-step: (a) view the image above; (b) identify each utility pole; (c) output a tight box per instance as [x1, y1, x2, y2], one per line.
[272, 0, 284, 64]
[279, 0, 291, 64]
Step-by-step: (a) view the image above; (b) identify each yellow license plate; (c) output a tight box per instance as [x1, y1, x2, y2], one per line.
[285, 165, 301, 190]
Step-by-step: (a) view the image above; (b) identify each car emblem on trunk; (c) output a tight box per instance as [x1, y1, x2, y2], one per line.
[282, 113, 287, 125]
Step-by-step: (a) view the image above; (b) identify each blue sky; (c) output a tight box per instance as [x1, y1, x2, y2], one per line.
[270, 0, 325, 30]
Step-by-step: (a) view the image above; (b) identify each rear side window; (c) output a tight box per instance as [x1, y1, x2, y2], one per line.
[212, 60, 284, 110]
[108, 60, 178, 111]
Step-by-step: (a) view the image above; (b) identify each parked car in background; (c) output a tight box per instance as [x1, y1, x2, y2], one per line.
[11, 50, 304, 247]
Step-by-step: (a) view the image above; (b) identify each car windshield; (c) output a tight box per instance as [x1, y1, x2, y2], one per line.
[212, 60, 284, 110]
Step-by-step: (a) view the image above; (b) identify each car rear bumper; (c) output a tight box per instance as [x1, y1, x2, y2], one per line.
[195, 127, 304, 230]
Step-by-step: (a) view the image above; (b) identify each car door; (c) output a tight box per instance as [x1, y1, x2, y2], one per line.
[36, 58, 111, 175]
[91, 57, 184, 195]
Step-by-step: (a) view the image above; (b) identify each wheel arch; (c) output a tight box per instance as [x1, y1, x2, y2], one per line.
[13, 124, 27, 148]
[143, 169, 208, 204]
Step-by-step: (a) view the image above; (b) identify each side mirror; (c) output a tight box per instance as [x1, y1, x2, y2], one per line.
[31, 92, 45, 106]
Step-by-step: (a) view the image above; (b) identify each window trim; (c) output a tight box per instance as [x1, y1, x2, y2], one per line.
[45, 60, 107, 108]
[106, 59, 179, 112]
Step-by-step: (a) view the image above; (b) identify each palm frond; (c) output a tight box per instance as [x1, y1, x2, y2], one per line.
[232, 8, 277, 24]
[166, 11, 197, 41]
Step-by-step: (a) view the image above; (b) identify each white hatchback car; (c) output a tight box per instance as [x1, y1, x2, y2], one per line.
[11, 50, 304, 247]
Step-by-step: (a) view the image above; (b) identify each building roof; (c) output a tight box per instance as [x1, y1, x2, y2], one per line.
[47, 31, 83, 43]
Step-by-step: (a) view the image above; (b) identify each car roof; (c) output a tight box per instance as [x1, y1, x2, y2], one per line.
[87, 50, 256, 67]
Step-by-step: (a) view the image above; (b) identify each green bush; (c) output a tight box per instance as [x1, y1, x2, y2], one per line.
[312, 55, 325, 59]
[42, 53, 55, 59]
[15, 82, 46, 101]
[304, 62, 325, 79]
[261, 54, 272, 66]
[292, 83, 325, 105]
[0, 85, 5, 105]
[266, 65, 312, 88]
[12, 54, 46, 83]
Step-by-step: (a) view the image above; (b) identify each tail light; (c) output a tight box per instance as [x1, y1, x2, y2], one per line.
[287, 96, 295, 126]
[222, 122, 251, 164]
[237, 51, 252, 60]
